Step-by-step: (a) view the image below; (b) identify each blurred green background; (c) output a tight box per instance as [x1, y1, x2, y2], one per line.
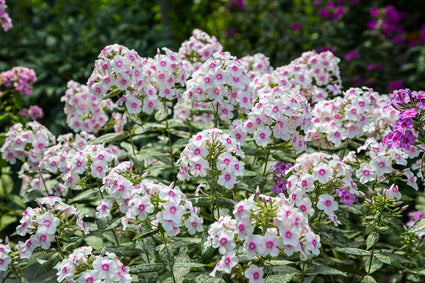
[1, 0, 425, 135]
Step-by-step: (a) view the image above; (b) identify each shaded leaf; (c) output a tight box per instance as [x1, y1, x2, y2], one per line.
[84, 235, 104, 250]
[305, 263, 347, 276]
[408, 217, 425, 234]
[266, 273, 298, 283]
[90, 132, 128, 145]
[360, 275, 377, 283]
[34, 253, 62, 277]
[375, 253, 405, 268]
[130, 263, 164, 274]
[335, 247, 370, 256]
[106, 246, 144, 257]
[366, 233, 379, 250]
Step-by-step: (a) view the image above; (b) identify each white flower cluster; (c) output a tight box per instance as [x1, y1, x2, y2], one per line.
[184, 51, 253, 122]
[354, 138, 419, 191]
[55, 246, 132, 283]
[87, 44, 188, 116]
[1, 121, 55, 170]
[0, 241, 11, 273]
[206, 194, 320, 280]
[100, 162, 204, 236]
[177, 128, 245, 190]
[286, 152, 358, 225]
[61, 80, 113, 133]
[274, 50, 342, 102]
[231, 86, 312, 151]
[178, 28, 223, 70]
[306, 87, 398, 147]
[15, 196, 88, 259]
[239, 53, 273, 81]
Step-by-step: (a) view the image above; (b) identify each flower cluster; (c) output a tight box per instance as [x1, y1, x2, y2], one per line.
[61, 80, 113, 133]
[178, 28, 223, 70]
[184, 51, 253, 122]
[317, 1, 347, 21]
[1, 121, 55, 169]
[306, 87, 397, 147]
[269, 161, 293, 194]
[100, 161, 203, 236]
[274, 50, 342, 102]
[206, 194, 321, 280]
[368, 6, 406, 44]
[19, 105, 44, 120]
[0, 240, 11, 273]
[239, 53, 273, 81]
[88, 44, 188, 115]
[55, 246, 132, 283]
[15, 196, 89, 260]
[236, 86, 312, 150]
[382, 89, 425, 150]
[354, 137, 419, 191]
[0, 66, 37, 95]
[0, 0, 11, 31]
[285, 152, 358, 224]
[177, 128, 245, 190]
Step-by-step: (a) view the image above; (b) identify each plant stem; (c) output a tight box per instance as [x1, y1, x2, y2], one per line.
[126, 115, 136, 156]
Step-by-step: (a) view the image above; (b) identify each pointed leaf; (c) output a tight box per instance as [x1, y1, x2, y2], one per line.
[335, 247, 370, 256]
[130, 263, 163, 274]
[34, 253, 62, 277]
[375, 254, 405, 268]
[360, 275, 377, 283]
[366, 233, 380, 250]
[408, 217, 425, 233]
[90, 132, 128, 145]
[106, 246, 144, 257]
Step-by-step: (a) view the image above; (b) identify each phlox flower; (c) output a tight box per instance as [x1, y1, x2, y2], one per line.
[263, 232, 281, 257]
[385, 184, 401, 200]
[370, 155, 393, 177]
[317, 194, 338, 216]
[36, 211, 60, 235]
[312, 163, 333, 184]
[161, 201, 185, 225]
[185, 214, 204, 234]
[95, 199, 114, 218]
[189, 157, 210, 177]
[217, 171, 237, 190]
[356, 163, 376, 184]
[212, 230, 236, 255]
[216, 251, 238, 274]
[92, 257, 118, 281]
[244, 264, 265, 283]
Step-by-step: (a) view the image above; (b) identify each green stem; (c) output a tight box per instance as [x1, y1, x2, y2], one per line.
[126, 115, 136, 156]
[39, 171, 50, 195]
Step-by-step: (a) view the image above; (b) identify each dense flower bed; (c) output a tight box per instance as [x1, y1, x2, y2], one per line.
[1, 25, 425, 283]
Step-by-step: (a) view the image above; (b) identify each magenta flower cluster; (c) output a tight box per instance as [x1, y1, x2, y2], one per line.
[383, 89, 425, 150]
[368, 6, 406, 44]
[0, 0, 11, 31]
[0, 66, 37, 95]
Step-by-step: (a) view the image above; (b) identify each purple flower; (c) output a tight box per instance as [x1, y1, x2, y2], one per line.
[400, 108, 419, 119]
[344, 50, 359, 61]
[272, 177, 287, 194]
[353, 76, 362, 85]
[388, 80, 405, 92]
[336, 189, 356, 206]
[291, 22, 302, 30]
[393, 117, 414, 134]
[407, 211, 424, 227]
[399, 130, 417, 150]
[319, 8, 330, 19]
[367, 63, 383, 71]
[370, 7, 379, 17]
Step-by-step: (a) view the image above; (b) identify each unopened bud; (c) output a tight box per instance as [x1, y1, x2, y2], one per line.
[400, 205, 409, 212]
[368, 187, 374, 196]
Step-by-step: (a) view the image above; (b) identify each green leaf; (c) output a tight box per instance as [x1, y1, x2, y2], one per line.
[0, 172, 13, 196]
[364, 256, 383, 274]
[375, 253, 405, 268]
[406, 267, 425, 275]
[158, 244, 174, 273]
[90, 132, 128, 145]
[174, 247, 191, 283]
[266, 273, 298, 283]
[366, 233, 380, 250]
[154, 108, 168, 121]
[84, 235, 104, 250]
[242, 146, 266, 156]
[34, 253, 62, 277]
[71, 189, 97, 202]
[408, 217, 425, 234]
[130, 263, 164, 274]
[305, 263, 347, 276]
[138, 272, 159, 282]
[0, 215, 17, 231]
[103, 88, 122, 100]
[335, 247, 370, 256]
[271, 152, 296, 163]
[106, 246, 144, 257]
[194, 274, 226, 283]
[360, 275, 377, 283]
